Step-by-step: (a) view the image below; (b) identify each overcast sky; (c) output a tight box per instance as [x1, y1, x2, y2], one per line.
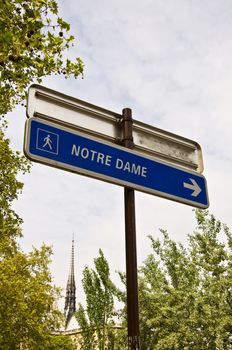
[6, 0, 232, 308]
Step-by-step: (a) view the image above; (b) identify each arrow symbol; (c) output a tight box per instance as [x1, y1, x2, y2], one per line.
[183, 178, 201, 197]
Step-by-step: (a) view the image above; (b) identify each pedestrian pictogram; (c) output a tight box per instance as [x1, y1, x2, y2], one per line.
[36, 128, 59, 155]
[43, 134, 53, 150]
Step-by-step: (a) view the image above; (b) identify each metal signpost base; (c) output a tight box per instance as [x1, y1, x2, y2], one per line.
[122, 108, 140, 350]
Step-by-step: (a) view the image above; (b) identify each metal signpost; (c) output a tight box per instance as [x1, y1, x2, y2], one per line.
[24, 84, 209, 350]
[122, 108, 140, 349]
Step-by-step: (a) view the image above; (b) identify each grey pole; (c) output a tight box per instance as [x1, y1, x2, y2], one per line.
[122, 108, 140, 350]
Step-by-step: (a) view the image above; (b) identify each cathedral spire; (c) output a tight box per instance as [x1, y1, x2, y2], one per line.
[64, 235, 76, 329]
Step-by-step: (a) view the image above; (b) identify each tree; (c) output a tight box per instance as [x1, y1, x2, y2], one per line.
[76, 249, 120, 350]
[77, 211, 232, 349]
[0, 243, 59, 349]
[0, 122, 29, 255]
[0, 0, 84, 116]
[0, 0, 83, 348]
[48, 334, 76, 350]
[0, 127, 75, 349]
[138, 210, 232, 349]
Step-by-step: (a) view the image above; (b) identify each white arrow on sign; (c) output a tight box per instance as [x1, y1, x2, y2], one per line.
[183, 178, 202, 197]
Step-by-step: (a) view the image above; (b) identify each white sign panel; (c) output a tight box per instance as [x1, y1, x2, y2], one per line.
[27, 84, 204, 173]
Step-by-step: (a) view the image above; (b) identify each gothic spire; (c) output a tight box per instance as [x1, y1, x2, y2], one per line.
[64, 235, 76, 329]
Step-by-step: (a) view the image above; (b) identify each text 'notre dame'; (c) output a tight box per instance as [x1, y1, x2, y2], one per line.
[71, 144, 147, 178]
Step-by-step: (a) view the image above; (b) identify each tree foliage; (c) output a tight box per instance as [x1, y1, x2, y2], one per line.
[138, 210, 232, 349]
[0, 244, 59, 349]
[0, 122, 30, 255]
[77, 212, 232, 349]
[0, 0, 84, 116]
[76, 249, 120, 350]
[48, 334, 76, 350]
[0, 128, 74, 349]
[0, 0, 83, 348]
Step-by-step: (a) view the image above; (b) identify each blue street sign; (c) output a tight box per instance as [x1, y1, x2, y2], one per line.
[24, 118, 209, 208]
